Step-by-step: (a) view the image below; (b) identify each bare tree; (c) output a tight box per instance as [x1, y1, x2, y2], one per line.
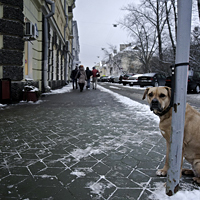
[120, 0, 179, 74]
[138, 0, 169, 64]
[120, 4, 158, 72]
[164, 0, 177, 59]
[197, 0, 200, 21]
[190, 26, 200, 71]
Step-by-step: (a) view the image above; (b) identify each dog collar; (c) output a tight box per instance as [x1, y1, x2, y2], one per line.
[153, 104, 172, 117]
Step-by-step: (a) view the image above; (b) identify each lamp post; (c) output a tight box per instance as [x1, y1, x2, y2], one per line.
[166, 0, 192, 196]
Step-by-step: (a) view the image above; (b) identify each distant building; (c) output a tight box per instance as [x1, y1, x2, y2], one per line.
[100, 44, 142, 76]
[0, 0, 79, 102]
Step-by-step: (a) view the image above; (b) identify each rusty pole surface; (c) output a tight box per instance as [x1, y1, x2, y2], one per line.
[166, 0, 192, 196]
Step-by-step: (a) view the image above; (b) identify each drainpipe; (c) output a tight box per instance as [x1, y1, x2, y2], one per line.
[64, 0, 68, 83]
[64, 0, 76, 83]
[43, 0, 55, 91]
[71, 1, 76, 71]
[64, 0, 68, 40]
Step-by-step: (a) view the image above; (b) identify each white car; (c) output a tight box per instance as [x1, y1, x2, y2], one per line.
[122, 74, 143, 86]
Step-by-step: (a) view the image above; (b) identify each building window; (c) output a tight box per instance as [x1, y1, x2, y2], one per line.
[24, 41, 33, 79]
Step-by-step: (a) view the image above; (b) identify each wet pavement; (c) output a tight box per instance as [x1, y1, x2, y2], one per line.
[0, 85, 199, 199]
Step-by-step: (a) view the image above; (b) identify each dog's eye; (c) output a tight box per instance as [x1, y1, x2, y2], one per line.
[159, 93, 166, 98]
[148, 92, 153, 97]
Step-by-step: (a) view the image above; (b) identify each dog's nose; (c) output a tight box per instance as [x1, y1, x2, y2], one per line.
[151, 98, 159, 109]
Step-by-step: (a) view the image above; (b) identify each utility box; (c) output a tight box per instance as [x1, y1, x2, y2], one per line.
[0, 78, 11, 104]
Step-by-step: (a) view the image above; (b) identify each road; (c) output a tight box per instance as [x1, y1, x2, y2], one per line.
[98, 82, 200, 110]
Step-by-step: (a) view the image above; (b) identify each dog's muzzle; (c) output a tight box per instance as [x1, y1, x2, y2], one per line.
[150, 98, 162, 112]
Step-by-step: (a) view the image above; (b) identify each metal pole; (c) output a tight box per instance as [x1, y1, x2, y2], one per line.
[166, 0, 192, 196]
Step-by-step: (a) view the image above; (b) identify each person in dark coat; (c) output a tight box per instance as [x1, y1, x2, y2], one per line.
[70, 66, 78, 89]
[75, 65, 87, 92]
[85, 67, 93, 89]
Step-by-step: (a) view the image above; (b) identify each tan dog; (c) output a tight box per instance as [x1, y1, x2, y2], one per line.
[143, 86, 200, 183]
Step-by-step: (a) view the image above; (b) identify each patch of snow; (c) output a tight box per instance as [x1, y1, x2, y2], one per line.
[109, 86, 121, 90]
[88, 182, 105, 195]
[0, 103, 7, 107]
[98, 85, 159, 124]
[123, 85, 148, 90]
[44, 84, 72, 95]
[70, 147, 101, 160]
[70, 171, 86, 178]
[27, 100, 43, 104]
[149, 183, 200, 200]
[23, 85, 39, 92]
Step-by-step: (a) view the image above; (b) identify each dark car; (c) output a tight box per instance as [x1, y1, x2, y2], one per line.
[165, 76, 200, 93]
[138, 73, 166, 87]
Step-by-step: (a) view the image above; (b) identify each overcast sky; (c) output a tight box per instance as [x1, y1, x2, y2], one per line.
[73, 1, 199, 69]
[73, 0, 140, 68]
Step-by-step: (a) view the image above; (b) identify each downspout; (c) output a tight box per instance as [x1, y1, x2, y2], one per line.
[71, 1, 76, 71]
[64, 0, 68, 40]
[64, 0, 76, 83]
[43, 0, 55, 91]
[64, 0, 68, 83]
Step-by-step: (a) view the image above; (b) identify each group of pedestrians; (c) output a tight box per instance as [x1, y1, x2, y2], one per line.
[70, 65, 100, 92]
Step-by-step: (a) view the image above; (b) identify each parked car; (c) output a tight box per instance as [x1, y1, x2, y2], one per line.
[122, 74, 143, 86]
[165, 76, 200, 93]
[99, 76, 110, 82]
[114, 76, 120, 83]
[119, 73, 135, 84]
[109, 76, 120, 83]
[138, 73, 166, 87]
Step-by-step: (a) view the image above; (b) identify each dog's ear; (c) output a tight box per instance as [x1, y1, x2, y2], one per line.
[164, 86, 171, 98]
[142, 88, 149, 100]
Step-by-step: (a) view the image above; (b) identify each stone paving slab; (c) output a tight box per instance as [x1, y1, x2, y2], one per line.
[0, 86, 199, 199]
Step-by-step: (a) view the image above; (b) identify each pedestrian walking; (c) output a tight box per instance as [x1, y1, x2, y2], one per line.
[70, 65, 78, 89]
[85, 67, 93, 89]
[75, 65, 87, 92]
[92, 67, 100, 90]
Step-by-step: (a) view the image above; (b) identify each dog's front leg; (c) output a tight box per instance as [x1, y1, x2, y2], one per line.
[192, 159, 200, 183]
[156, 140, 169, 176]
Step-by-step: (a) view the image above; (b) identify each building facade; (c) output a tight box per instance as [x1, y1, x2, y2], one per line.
[0, 0, 79, 102]
[99, 44, 142, 77]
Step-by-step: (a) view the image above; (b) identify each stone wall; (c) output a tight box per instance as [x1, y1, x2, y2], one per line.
[0, 0, 24, 101]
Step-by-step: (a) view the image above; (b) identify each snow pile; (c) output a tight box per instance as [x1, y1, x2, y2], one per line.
[0, 103, 7, 108]
[98, 85, 159, 124]
[44, 84, 72, 95]
[23, 85, 39, 92]
[149, 182, 200, 200]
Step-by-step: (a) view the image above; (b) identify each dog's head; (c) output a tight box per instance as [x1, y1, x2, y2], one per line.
[142, 87, 171, 116]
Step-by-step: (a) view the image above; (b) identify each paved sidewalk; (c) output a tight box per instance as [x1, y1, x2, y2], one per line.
[0, 85, 199, 199]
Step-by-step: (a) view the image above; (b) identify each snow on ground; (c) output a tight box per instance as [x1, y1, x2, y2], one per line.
[44, 84, 72, 95]
[98, 84, 160, 124]
[0, 103, 7, 108]
[98, 84, 200, 200]
[1, 84, 72, 108]
[42, 83, 200, 199]
[2, 82, 200, 199]
[149, 182, 200, 200]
